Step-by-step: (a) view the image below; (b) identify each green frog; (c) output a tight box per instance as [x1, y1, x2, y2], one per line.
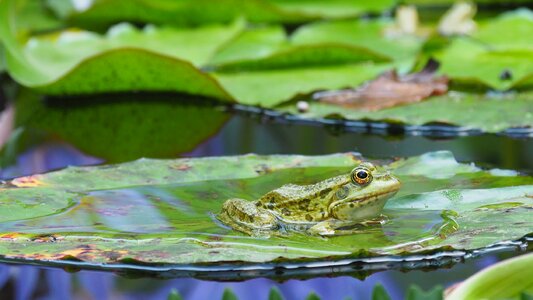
[217, 162, 401, 236]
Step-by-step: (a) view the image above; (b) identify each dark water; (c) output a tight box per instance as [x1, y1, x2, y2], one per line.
[1, 108, 532, 299]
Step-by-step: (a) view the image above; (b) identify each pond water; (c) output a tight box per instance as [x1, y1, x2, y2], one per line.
[0, 105, 532, 299]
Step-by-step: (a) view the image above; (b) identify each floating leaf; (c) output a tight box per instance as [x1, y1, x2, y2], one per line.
[290, 19, 426, 72]
[0, 151, 531, 271]
[437, 9, 533, 90]
[214, 62, 389, 106]
[277, 91, 533, 133]
[46, 0, 395, 27]
[208, 26, 288, 67]
[0, 1, 242, 98]
[9, 0, 63, 33]
[447, 253, 533, 300]
[0, 1, 390, 106]
[314, 60, 448, 111]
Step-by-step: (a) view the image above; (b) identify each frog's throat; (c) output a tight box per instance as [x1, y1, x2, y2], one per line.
[330, 188, 399, 209]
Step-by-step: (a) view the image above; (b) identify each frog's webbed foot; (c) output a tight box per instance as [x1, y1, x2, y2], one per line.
[218, 198, 278, 236]
[308, 216, 387, 236]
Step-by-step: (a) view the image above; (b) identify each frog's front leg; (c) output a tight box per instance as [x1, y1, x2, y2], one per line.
[308, 218, 386, 236]
[217, 198, 278, 236]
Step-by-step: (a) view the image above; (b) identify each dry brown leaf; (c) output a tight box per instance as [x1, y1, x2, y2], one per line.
[314, 59, 449, 111]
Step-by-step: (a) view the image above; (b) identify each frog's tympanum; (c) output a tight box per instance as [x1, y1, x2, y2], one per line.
[217, 162, 401, 236]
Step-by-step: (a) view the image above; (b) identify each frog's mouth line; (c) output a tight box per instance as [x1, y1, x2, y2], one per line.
[347, 189, 399, 203]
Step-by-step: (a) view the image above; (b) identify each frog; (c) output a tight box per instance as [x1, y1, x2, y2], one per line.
[217, 162, 401, 236]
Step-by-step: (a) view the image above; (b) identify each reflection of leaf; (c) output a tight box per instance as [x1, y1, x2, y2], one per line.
[0, 152, 531, 269]
[277, 91, 533, 133]
[14, 89, 230, 162]
[406, 286, 443, 300]
[447, 252, 533, 300]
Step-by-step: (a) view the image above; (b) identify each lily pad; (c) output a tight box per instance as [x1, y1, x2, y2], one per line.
[0, 1, 390, 105]
[437, 9, 533, 90]
[0, 0, 241, 98]
[45, 0, 395, 27]
[276, 92, 533, 133]
[214, 62, 389, 106]
[0, 151, 531, 270]
[290, 19, 426, 72]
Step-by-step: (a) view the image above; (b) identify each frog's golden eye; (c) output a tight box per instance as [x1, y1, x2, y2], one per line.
[351, 168, 373, 185]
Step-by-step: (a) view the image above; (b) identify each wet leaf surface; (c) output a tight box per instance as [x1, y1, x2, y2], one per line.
[314, 60, 448, 111]
[0, 151, 531, 272]
[277, 91, 533, 133]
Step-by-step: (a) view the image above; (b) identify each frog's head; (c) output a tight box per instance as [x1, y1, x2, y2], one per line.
[328, 162, 401, 221]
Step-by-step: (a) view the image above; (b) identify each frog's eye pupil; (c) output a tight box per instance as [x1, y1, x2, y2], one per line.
[351, 167, 372, 185]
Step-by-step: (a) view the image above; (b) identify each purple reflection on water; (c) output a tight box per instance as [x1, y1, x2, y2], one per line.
[15, 266, 38, 300]
[0, 143, 102, 179]
[78, 271, 114, 300]
[42, 269, 71, 300]
[0, 265, 9, 290]
[117, 273, 400, 300]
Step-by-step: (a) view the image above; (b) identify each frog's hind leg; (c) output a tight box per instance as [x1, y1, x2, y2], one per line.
[217, 198, 278, 236]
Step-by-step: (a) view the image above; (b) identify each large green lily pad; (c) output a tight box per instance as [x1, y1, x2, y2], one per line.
[0, 151, 531, 269]
[276, 92, 533, 133]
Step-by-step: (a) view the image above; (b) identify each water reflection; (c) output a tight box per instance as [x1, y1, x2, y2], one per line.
[0, 255, 505, 300]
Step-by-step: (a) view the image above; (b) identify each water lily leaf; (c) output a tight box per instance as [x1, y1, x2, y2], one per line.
[208, 26, 288, 67]
[212, 44, 391, 72]
[0, 0, 389, 106]
[9, 0, 63, 33]
[0, 0, 240, 98]
[277, 91, 533, 133]
[290, 19, 426, 72]
[268, 0, 395, 18]
[447, 252, 533, 300]
[437, 9, 533, 90]
[12, 89, 230, 163]
[208, 20, 392, 73]
[214, 62, 390, 106]
[46, 0, 395, 27]
[0, 151, 532, 270]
